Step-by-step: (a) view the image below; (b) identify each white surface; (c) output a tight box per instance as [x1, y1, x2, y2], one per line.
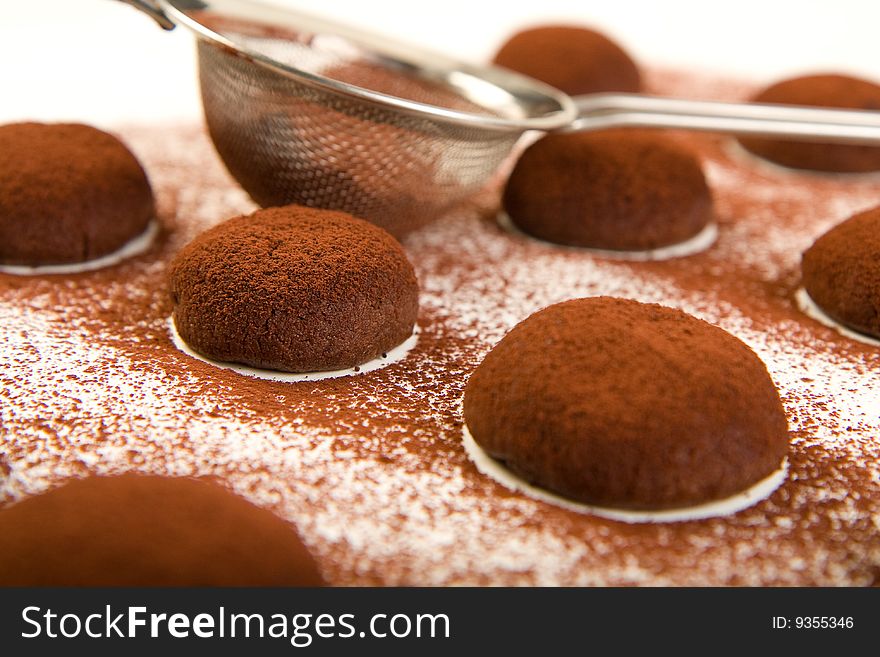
[462, 426, 789, 523]
[795, 288, 880, 347]
[0, 220, 159, 275]
[1, 0, 879, 125]
[169, 318, 421, 381]
[498, 212, 719, 261]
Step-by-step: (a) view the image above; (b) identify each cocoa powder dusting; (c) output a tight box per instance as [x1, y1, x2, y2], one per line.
[169, 206, 418, 372]
[1, 69, 880, 586]
[0, 122, 155, 266]
[801, 206, 880, 340]
[738, 74, 880, 173]
[503, 129, 713, 250]
[463, 297, 789, 510]
[0, 474, 324, 586]
[492, 25, 642, 95]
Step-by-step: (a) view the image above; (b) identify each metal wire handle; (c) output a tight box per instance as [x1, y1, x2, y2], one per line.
[117, 0, 880, 235]
[121, 0, 880, 144]
[569, 94, 880, 144]
[117, 0, 175, 29]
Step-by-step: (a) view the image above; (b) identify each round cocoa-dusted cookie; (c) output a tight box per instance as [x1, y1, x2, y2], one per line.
[463, 297, 789, 510]
[0, 474, 324, 586]
[0, 122, 155, 266]
[802, 206, 880, 339]
[170, 205, 419, 373]
[738, 74, 880, 172]
[492, 25, 641, 95]
[503, 130, 713, 251]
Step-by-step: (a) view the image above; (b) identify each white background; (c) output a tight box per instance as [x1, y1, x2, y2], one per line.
[1, 0, 879, 125]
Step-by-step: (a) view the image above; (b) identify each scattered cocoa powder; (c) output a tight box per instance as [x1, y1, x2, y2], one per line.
[0, 122, 155, 266]
[1, 68, 880, 586]
[738, 74, 880, 172]
[492, 25, 641, 95]
[0, 474, 324, 586]
[169, 205, 419, 372]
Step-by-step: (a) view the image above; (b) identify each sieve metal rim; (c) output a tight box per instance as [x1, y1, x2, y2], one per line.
[157, 0, 578, 133]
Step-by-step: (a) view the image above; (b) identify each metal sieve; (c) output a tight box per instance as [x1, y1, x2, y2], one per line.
[123, 0, 880, 236]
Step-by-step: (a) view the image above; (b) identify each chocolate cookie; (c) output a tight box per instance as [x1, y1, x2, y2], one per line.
[463, 297, 789, 510]
[0, 474, 324, 586]
[0, 122, 154, 266]
[738, 74, 880, 172]
[170, 205, 419, 372]
[503, 130, 713, 251]
[802, 206, 880, 338]
[492, 25, 641, 95]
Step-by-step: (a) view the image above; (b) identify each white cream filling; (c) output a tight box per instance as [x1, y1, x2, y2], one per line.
[462, 425, 788, 524]
[497, 211, 717, 261]
[795, 287, 880, 347]
[169, 316, 419, 382]
[0, 220, 159, 276]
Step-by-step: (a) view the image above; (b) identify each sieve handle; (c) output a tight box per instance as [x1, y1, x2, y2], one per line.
[567, 94, 880, 145]
[114, 0, 176, 30]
